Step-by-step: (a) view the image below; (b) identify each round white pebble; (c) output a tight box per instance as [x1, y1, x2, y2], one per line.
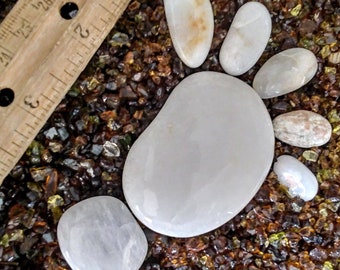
[57, 196, 147, 270]
[123, 71, 275, 237]
[273, 155, 318, 201]
[164, 0, 214, 68]
[219, 2, 272, 76]
[253, 48, 318, 98]
[273, 110, 332, 148]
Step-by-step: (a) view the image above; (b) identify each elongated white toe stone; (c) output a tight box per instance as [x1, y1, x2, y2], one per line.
[273, 110, 332, 148]
[164, 0, 214, 68]
[273, 155, 318, 201]
[253, 48, 318, 98]
[57, 196, 147, 270]
[123, 71, 274, 237]
[219, 2, 272, 76]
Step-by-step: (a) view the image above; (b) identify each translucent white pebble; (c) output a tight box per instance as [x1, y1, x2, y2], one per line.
[273, 155, 318, 201]
[57, 196, 147, 270]
[219, 2, 272, 76]
[164, 0, 214, 68]
[273, 110, 332, 148]
[253, 48, 318, 98]
[123, 71, 274, 237]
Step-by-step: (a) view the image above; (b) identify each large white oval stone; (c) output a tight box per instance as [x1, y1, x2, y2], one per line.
[273, 110, 332, 148]
[219, 2, 272, 76]
[164, 0, 214, 68]
[57, 196, 147, 270]
[273, 155, 318, 201]
[253, 48, 318, 98]
[123, 71, 275, 237]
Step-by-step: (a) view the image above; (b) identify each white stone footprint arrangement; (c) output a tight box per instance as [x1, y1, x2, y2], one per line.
[57, 1, 333, 269]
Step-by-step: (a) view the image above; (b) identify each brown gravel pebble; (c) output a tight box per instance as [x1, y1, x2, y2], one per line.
[1, 0, 340, 269]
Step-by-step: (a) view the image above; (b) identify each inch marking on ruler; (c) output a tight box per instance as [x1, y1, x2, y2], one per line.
[0, 0, 130, 185]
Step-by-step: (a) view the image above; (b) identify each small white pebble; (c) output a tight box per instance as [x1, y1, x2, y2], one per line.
[273, 110, 332, 148]
[253, 48, 318, 98]
[273, 155, 318, 201]
[219, 2, 272, 76]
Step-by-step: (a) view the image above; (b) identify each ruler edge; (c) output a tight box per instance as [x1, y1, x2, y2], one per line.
[0, 0, 130, 184]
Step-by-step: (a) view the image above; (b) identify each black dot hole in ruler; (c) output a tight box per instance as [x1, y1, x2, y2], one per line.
[0, 88, 15, 107]
[60, 2, 79, 20]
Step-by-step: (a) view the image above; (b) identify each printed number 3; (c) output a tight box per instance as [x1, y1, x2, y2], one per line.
[24, 95, 39, 108]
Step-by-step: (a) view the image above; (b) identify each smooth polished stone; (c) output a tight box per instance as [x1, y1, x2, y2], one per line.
[273, 155, 318, 201]
[57, 196, 147, 270]
[219, 2, 272, 76]
[253, 48, 318, 98]
[164, 0, 214, 68]
[273, 110, 332, 148]
[123, 71, 274, 237]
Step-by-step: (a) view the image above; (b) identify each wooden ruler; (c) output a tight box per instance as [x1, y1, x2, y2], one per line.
[0, 0, 130, 185]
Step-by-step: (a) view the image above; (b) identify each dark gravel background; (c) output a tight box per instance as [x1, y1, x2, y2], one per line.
[0, 0, 340, 269]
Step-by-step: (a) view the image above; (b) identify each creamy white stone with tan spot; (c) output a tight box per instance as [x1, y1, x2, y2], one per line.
[164, 0, 214, 68]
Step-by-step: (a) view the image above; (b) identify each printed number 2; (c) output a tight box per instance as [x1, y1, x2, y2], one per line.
[74, 24, 89, 38]
[31, 0, 54, 11]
